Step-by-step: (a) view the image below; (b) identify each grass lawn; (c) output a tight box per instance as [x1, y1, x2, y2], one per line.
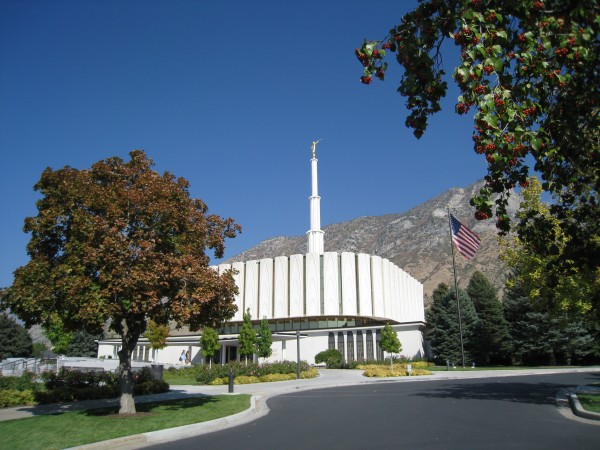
[0, 395, 250, 450]
[577, 393, 600, 413]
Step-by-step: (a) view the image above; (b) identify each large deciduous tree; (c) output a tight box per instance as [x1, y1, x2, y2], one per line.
[356, 0, 599, 273]
[0, 150, 241, 414]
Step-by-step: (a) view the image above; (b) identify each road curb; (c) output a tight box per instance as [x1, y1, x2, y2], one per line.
[568, 385, 600, 421]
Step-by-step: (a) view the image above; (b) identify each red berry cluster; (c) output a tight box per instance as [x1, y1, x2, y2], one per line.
[475, 84, 486, 94]
[494, 95, 505, 107]
[382, 42, 392, 49]
[485, 12, 497, 22]
[355, 49, 369, 67]
[555, 47, 569, 57]
[532, 1, 544, 10]
[360, 76, 372, 85]
[475, 211, 490, 220]
[483, 65, 494, 75]
[523, 106, 537, 116]
[375, 69, 385, 80]
[456, 102, 470, 114]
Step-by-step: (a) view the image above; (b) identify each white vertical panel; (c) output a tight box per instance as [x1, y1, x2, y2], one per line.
[357, 253, 372, 316]
[418, 280, 425, 322]
[289, 254, 304, 317]
[323, 252, 339, 315]
[231, 262, 245, 321]
[390, 265, 398, 322]
[273, 256, 289, 319]
[340, 252, 357, 316]
[258, 258, 273, 319]
[400, 270, 408, 322]
[371, 256, 384, 317]
[382, 259, 392, 319]
[305, 253, 320, 316]
[244, 260, 259, 318]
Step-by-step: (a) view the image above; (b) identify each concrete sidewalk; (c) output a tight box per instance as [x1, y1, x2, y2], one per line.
[1, 367, 599, 449]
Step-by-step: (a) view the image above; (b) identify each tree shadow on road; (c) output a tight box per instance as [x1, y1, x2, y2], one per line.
[412, 374, 599, 406]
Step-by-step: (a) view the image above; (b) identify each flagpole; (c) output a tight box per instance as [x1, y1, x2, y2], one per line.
[448, 208, 466, 368]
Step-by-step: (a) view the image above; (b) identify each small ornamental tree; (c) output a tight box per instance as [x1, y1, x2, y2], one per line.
[144, 320, 170, 361]
[0, 312, 33, 359]
[355, 1, 600, 289]
[380, 323, 402, 371]
[315, 348, 343, 368]
[257, 317, 273, 361]
[0, 150, 241, 415]
[238, 309, 257, 364]
[200, 326, 220, 369]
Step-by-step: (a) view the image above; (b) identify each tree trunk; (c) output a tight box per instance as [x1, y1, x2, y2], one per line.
[117, 325, 139, 415]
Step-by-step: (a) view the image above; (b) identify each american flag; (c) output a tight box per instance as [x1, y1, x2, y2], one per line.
[450, 214, 481, 260]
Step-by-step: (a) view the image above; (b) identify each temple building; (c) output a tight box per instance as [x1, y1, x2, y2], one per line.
[97, 142, 426, 365]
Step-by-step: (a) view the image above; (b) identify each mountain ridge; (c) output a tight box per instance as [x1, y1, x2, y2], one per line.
[226, 179, 522, 304]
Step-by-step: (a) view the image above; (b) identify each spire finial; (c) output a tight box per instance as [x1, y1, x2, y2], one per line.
[311, 139, 322, 159]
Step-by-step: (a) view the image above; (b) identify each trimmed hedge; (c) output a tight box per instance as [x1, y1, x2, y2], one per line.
[192, 360, 313, 385]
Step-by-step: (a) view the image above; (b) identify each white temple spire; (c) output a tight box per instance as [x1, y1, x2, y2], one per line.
[307, 140, 324, 254]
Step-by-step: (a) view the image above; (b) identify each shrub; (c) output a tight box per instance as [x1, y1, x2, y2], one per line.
[0, 389, 37, 407]
[0, 372, 39, 392]
[315, 349, 343, 368]
[259, 373, 296, 383]
[300, 367, 319, 379]
[195, 360, 312, 384]
[134, 379, 169, 396]
[234, 376, 261, 385]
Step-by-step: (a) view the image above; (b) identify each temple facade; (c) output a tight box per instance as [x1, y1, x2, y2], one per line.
[97, 142, 426, 365]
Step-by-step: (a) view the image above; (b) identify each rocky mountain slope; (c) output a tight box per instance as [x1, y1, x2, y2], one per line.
[226, 179, 523, 305]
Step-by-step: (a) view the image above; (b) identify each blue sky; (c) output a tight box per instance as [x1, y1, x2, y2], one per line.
[0, 0, 486, 288]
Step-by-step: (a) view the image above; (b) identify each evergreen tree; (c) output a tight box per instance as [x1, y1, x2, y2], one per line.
[65, 330, 103, 357]
[467, 271, 511, 365]
[0, 312, 33, 359]
[200, 327, 219, 369]
[426, 283, 479, 366]
[238, 309, 257, 364]
[503, 281, 594, 365]
[257, 317, 273, 361]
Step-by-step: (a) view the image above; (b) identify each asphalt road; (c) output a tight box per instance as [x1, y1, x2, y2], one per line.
[147, 372, 600, 450]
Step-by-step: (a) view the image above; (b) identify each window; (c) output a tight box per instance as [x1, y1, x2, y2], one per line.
[376, 329, 383, 361]
[356, 331, 364, 362]
[337, 332, 345, 360]
[366, 330, 374, 361]
[346, 331, 354, 362]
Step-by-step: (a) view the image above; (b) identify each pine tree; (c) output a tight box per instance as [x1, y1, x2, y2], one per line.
[426, 283, 479, 366]
[238, 309, 257, 364]
[467, 271, 511, 365]
[65, 330, 103, 357]
[503, 281, 594, 365]
[0, 312, 33, 359]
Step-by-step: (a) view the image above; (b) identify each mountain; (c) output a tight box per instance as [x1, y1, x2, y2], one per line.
[225, 179, 523, 305]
